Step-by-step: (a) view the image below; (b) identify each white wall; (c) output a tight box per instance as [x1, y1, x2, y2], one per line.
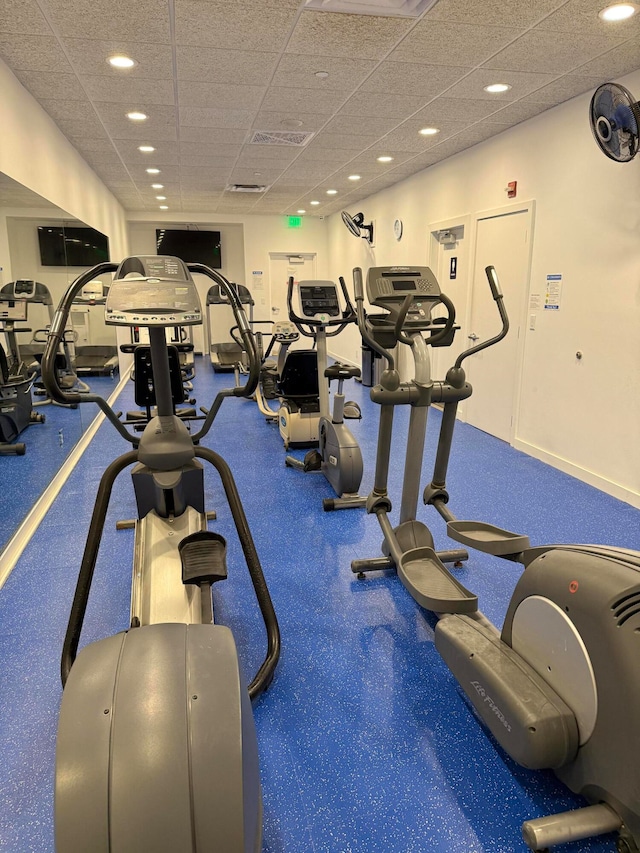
[326, 69, 640, 508]
[126, 212, 329, 354]
[0, 58, 128, 261]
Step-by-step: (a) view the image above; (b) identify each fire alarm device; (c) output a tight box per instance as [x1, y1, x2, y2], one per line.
[506, 181, 517, 198]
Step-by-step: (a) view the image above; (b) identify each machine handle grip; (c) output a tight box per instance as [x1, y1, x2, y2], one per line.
[485, 265, 503, 300]
[352, 266, 396, 372]
[453, 266, 509, 370]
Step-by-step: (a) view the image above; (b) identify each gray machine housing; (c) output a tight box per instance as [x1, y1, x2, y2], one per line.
[56, 624, 260, 853]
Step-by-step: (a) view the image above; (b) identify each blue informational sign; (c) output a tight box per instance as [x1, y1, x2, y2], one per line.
[450, 257, 457, 279]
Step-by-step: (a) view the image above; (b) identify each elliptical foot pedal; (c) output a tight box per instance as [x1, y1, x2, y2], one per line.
[446, 520, 530, 557]
[398, 546, 478, 613]
[179, 531, 228, 585]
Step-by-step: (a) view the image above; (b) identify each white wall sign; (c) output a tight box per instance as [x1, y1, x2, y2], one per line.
[544, 274, 562, 310]
[252, 270, 264, 290]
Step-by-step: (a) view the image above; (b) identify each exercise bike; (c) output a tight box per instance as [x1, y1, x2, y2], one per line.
[352, 264, 640, 853]
[0, 297, 45, 454]
[42, 255, 280, 853]
[283, 277, 366, 511]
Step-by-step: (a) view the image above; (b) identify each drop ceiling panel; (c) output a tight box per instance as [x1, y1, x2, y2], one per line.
[45, 0, 171, 41]
[0, 0, 53, 35]
[177, 82, 266, 111]
[271, 53, 377, 90]
[484, 29, 629, 75]
[284, 11, 414, 59]
[360, 61, 471, 98]
[64, 39, 175, 79]
[444, 68, 557, 100]
[82, 76, 176, 106]
[176, 47, 280, 85]
[379, 119, 466, 150]
[174, 2, 299, 52]
[14, 70, 87, 101]
[180, 107, 255, 130]
[536, 0, 640, 35]
[340, 90, 432, 118]
[391, 21, 523, 66]
[0, 35, 73, 72]
[414, 97, 503, 123]
[179, 127, 249, 145]
[426, 0, 562, 28]
[251, 110, 327, 131]
[523, 73, 606, 104]
[261, 85, 350, 114]
[571, 39, 640, 78]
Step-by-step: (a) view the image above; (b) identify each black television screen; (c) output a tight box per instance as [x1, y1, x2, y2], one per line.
[155, 229, 222, 269]
[38, 226, 110, 267]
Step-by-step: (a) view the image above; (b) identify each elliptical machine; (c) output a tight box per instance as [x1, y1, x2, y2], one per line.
[352, 264, 640, 853]
[283, 277, 366, 511]
[42, 256, 280, 853]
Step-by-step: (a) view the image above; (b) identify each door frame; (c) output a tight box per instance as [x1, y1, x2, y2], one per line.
[466, 199, 536, 443]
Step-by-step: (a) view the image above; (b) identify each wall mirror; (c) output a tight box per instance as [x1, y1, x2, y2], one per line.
[0, 172, 117, 556]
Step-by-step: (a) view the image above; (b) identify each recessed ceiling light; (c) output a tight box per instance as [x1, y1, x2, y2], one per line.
[419, 127, 440, 136]
[108, 55, 136, 69]
[348, 174, 361, 181]
[297, 209, 306, 214]
[146, 168, 160, 174]
[326, 189, 337, 195]
[159, 205, 169, 210]
[377, 155, 394, 163]
[138, 145, 155, 153]
[281, 118, 304, 128]
[484, 83, 512, 93]
[315, 71, 329, 79]
[310, 200, 320, 205]
[599, 2, 638, 19]
[156, 195, 166, 200]
[151, 183, 163, 189]
[126, 111, 147, 121]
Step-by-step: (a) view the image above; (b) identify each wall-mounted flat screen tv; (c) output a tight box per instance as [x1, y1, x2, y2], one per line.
[155, 229, 222, 269]
[38, 226, 110, 267]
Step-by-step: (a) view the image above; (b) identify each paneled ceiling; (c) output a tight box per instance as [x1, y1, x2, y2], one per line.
[0, 0, 638, 217]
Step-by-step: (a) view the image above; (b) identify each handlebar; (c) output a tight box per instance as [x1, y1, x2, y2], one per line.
[41, 260, 261, 446]
[453, 265, 509, 370]
[286, 276, 357, 339]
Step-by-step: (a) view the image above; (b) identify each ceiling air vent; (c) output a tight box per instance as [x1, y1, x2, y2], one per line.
[249, 130, 315, 147]
[226, 184, 269, 193]
[304, 0, 437, 17]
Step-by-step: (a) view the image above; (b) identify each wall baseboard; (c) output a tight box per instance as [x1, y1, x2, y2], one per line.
[512, 436, 640, 510]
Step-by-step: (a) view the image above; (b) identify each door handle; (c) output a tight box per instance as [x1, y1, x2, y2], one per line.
[468, 333, 479, 341]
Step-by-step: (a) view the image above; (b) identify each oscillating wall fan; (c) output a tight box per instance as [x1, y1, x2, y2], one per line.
[590, 82, 640, 162]
[341, 210, 374, 245]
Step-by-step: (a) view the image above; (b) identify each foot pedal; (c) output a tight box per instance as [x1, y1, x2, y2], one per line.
[179, 531, 228, 585]
[398, 547, 477, 613]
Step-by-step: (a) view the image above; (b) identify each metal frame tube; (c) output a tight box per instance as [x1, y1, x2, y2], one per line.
[149, 326, 175, 418]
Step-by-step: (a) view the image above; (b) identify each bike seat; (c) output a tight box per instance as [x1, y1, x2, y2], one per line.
[324, 363, 361, 380]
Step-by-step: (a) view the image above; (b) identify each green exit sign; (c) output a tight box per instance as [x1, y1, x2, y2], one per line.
[287, 215, 302, 228]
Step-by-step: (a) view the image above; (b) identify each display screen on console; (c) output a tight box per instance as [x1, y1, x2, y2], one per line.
[392, 281, 417, 291]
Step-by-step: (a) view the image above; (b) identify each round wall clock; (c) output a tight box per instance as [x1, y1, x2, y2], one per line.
[393, 219, 403, 240]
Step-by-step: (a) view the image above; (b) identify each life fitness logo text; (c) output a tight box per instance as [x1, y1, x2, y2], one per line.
[470, 681, 512, 732]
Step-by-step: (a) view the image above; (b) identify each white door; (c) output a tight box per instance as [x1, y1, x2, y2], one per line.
[464, 207, 533, 442]
[268, 254, 316, 351]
